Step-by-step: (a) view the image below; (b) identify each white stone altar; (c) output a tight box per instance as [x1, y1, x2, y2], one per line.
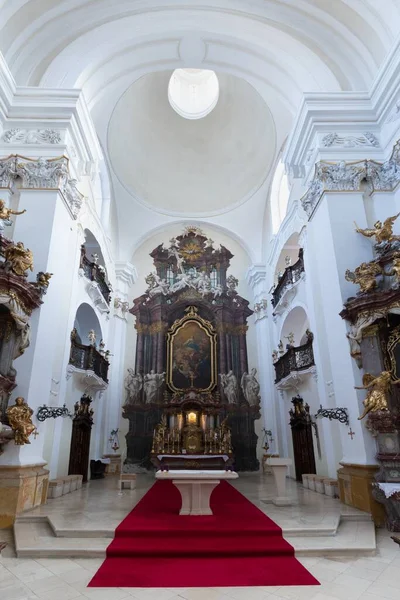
[267, 457, 293, 506]
[156, 469, 238, 515]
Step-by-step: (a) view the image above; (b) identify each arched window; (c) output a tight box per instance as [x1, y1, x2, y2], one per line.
[271, 159, 290, 234]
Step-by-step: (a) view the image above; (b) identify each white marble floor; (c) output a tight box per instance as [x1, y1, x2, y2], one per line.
[1, 474, 399, 600]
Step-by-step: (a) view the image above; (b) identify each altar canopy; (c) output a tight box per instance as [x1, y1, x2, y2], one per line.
[123, 226, 260, 471]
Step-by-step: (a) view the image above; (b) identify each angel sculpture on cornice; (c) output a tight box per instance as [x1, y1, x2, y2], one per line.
[354, 213, 400, 246]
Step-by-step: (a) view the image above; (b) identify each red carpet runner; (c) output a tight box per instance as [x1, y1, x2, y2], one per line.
[89, 480, 319, 588]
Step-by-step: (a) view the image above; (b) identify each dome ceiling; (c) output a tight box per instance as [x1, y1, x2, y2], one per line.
[107, 71, 276, 215]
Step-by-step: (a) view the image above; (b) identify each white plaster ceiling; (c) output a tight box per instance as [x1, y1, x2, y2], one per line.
[1, 0, 400, 261]
[107, 71, 276, 215]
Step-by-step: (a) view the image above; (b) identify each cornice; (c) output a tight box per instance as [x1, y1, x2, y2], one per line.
[115, 261, 137, 287]
[284, 37, 400, 179]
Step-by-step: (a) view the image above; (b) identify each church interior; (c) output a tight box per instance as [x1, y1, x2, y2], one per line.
[1, 0, 400, 598]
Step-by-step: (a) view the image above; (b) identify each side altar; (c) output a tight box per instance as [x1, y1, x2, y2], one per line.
[123, 226, 261, 471]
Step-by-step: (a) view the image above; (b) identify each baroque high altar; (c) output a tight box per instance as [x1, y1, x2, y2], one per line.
[123, 226, 261, 471]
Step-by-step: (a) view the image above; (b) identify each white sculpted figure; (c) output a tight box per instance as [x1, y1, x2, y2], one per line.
[171, 272, 191, 293]
[143, 370, 165, 404]
[149, 274, 170, 297]
[196, 271, 211, 296]
[211, 283, 223, 297]
[241, 368, 261, 406]
[124, 369, 143, 404]
[220, 370, 239, 404]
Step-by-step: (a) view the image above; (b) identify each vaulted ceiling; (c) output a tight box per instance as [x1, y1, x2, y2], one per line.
[1, 0, 399, 262]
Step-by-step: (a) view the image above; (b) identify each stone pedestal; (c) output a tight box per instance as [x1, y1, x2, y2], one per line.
[0, 464, 49, 527]
[337, 463, 385, 526]
[268, 458, 293, 506]
[103, 454, 121, 475]
[156, 469, 238, 515]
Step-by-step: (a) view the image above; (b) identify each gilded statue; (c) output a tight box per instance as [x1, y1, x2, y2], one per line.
[384, 257, 400, 285]
[4, 241, 34, 276]
[355, 371, 400, 420]
[345, 261, 382, 293]
[36, 272, 52, 288]
[0, 199, 26, 229]
[354, 213, 400, 245]
[6, 397, 36, 445]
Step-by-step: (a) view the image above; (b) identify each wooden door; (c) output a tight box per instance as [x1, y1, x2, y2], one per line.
[68, 395, 93, 482]
[289, 396, 316, 482]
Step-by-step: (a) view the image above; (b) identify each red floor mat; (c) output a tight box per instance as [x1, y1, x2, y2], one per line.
[89, 480, 319, 587]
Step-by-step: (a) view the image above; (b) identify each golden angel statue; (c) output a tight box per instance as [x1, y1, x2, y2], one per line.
[354, 213, 400, 245]
[345, 261, 382, 293]
[384, 257, 400, 286]
[0, 199, 26, 230]
[355, 371, 400, 420]
[6, 397, 37, 445]
[36, 272, 52, 288]
[4, 241, 34, 276]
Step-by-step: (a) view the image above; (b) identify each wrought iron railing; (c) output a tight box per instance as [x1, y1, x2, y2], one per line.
[274, 339, 314, 383]
[272, 249, 304, 308]
[80, 246, 111, 304]
[69, 338, 109, 382]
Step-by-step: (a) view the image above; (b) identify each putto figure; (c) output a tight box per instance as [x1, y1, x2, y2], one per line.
[6, 397, 36, 445]
[345, 261, 382, 293]
[354, 213, 400, 245]
[355, 371, 400, 420]
[4, 241, 34, 276]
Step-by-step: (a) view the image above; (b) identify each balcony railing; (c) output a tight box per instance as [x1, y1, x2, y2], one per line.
[80, 246, 111, 305]
[69, 338, 109, 383]
[272, 249, 304, 308]
[274, 339, 315, 384]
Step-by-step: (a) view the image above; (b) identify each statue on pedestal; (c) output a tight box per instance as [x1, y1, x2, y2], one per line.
[124, 369, 143, 405]
[220, 370, 239, 404]
[144, 370, 165, 404]
[6, 397, 36, 445]
[241, 368, 261, 406]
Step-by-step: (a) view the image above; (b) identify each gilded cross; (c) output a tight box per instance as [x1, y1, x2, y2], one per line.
[348, 428, 355, 440]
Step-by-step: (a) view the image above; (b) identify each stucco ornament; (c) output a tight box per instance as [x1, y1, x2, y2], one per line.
[3, 128, 62, 144]
[302, 139, 400, 218]
[322, 132, 379, 148]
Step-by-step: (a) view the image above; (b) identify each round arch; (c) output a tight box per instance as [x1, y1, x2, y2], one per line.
[278, 304, 309, 348]
[73, 302, 103, 346]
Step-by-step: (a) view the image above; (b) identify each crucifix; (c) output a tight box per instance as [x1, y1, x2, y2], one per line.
[33, 429, 39, 440]
[189, 372, 195, 388]
[348, 428, 355, 440]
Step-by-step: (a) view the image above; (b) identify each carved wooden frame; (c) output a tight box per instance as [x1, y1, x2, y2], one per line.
[166, 306, 217, 392]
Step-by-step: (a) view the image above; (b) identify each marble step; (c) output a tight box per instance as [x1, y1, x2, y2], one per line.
[14, 516, 376, 559]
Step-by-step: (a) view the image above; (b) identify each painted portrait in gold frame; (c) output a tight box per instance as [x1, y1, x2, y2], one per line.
[167, 306, 217, 392]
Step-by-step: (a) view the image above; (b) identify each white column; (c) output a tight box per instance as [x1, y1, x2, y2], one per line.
[246, 265, 279, 454]
[102, 261, 136, 455]
[300, 229, 340, 478]
[0, 188, 79, 467]
[307, 191, 376, 466]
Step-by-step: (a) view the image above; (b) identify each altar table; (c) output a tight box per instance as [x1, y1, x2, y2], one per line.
[156, 469, 238, 515]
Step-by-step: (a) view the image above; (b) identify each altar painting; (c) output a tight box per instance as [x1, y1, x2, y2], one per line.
[168, 319, 216, 391]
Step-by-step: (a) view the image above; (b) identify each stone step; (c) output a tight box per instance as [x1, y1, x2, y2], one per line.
[14, 515, 376, 559]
